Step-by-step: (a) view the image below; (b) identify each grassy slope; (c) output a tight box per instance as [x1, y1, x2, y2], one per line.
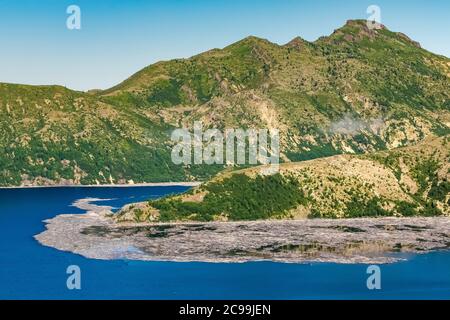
[0, 83, 221, 185]
[103, 20, 450, 158]
[115, 135, 449, 222]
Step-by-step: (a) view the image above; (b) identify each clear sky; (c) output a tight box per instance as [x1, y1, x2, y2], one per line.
[0, 0, 449, 91]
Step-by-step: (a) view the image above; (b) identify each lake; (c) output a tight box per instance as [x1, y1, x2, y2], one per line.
[0, 186, 449, 299]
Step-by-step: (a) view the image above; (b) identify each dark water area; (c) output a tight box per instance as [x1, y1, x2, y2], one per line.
[1, 187, 449, 299]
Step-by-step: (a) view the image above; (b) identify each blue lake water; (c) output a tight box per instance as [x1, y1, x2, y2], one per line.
[0, 186, 449, 300]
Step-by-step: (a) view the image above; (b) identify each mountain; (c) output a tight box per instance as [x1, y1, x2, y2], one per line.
[0, 83, 220, 185]
[115, 135, 449, 222]
[0, 19, 449, 186]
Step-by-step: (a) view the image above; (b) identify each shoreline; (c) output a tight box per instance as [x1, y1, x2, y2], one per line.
[35, 197, 450, 264]
[0, 181, 202, 189]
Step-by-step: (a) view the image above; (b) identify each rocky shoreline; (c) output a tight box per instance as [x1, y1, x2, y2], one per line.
[34, 198, 450, 264]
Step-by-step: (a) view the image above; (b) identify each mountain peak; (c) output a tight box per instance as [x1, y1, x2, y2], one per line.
[318, 19, 422, 48]
[344, 19, 421, 48]
[224, 35, 280, 53]
[344, 19, 386, 30]
[239, 35, 271, 44]
[284, 36, 309, 49]
[334, 19, 386, 38]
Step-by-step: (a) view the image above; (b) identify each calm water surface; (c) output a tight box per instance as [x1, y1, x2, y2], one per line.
[0, 187, 449, 299]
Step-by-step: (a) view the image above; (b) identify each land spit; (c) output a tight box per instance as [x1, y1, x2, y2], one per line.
[35, 198, 450, 264]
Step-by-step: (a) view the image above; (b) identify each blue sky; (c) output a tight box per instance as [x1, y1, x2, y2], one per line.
[0, 0, 449, 91]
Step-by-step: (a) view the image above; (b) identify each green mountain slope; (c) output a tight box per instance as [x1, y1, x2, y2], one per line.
[115, 135, 449, 222]
[0, 20, 449, 186]
[0, 84, 218, 185]
[103, 20, 449, 157]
